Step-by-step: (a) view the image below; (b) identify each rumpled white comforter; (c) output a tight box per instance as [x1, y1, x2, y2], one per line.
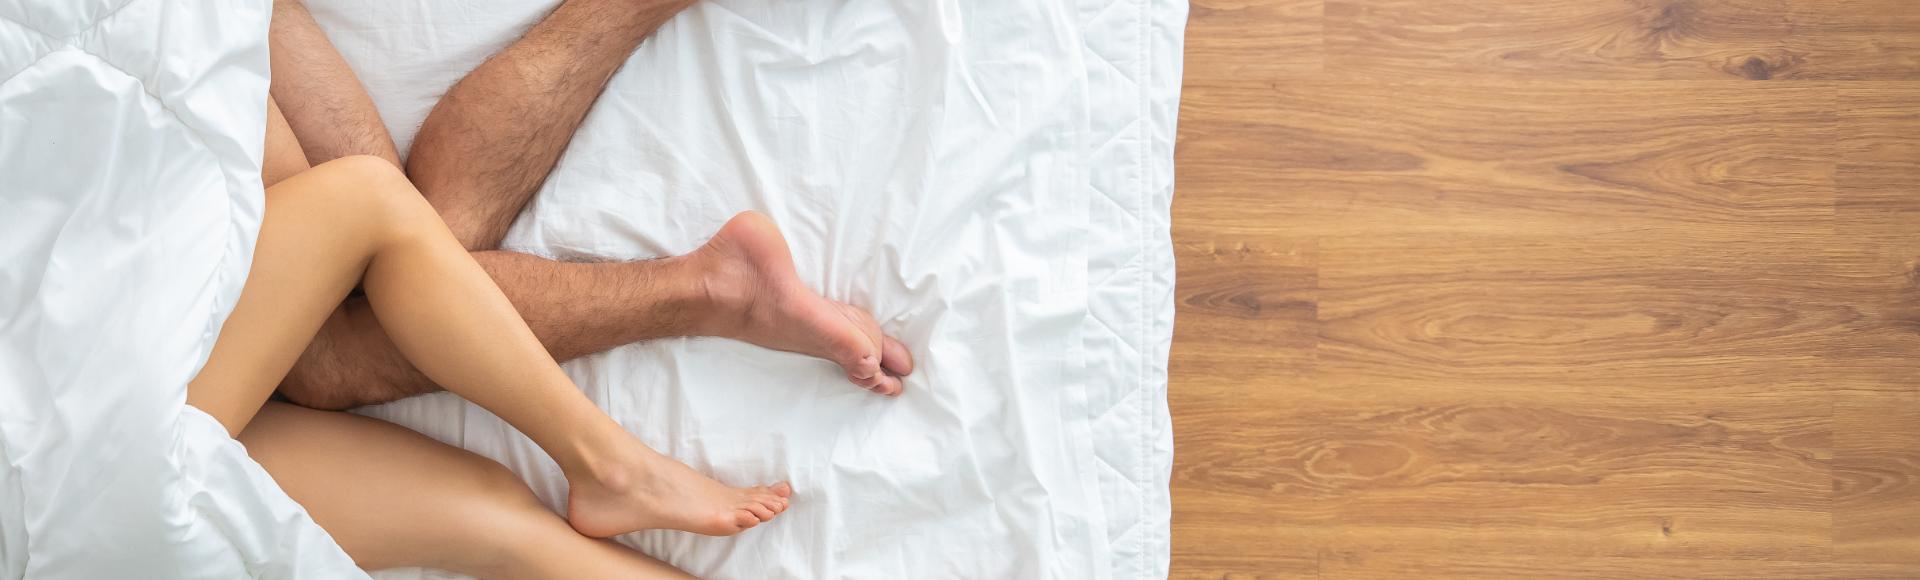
[0, 0, 365, 577]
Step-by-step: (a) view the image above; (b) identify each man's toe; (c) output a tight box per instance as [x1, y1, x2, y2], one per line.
[872, 374, 904, 397]
[881, 336, 914, 376]
[847, 365, 886, 391]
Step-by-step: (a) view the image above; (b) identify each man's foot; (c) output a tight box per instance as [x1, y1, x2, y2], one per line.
[693, 211, 915, 396]
[566, 446, 792, 538]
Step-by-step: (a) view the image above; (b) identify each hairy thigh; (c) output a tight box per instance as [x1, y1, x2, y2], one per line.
[268, 0, 401, 167]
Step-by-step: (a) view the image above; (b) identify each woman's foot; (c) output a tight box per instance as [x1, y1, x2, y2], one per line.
[693, 211, 915, 395]
[566, 446, 792, 538]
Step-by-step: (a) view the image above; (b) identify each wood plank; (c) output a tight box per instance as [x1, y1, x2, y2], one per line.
[1175, 398, 1831, 545]
[1838, 85, 1920, 211]
[1313, 232, 1864, 389]
[1185, 0, 1324, 81]
[1319, 553, 1920, 579]
[1324, 0, 1920, 80]
[1175, 80, 1838, 236]
[1833, 84, 1920, 565]
[1168, 236, 1318, 380]
[1835, 392, 1920, 564]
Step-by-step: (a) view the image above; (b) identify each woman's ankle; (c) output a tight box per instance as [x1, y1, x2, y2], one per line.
[556, 426, 656, 491]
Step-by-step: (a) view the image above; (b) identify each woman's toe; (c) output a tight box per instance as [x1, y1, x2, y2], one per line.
[732, 510, 759, 529]
[744, 502, 774, 521]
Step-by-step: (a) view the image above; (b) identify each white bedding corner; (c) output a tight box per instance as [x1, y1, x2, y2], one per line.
[306, 0, 1185, 577]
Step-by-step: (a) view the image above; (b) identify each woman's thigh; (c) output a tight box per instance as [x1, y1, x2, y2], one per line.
[263, 97, 311, 187]
[240, 402, 689, 578]
[242, 402, 538, 573]
[186, 155, 412, 435]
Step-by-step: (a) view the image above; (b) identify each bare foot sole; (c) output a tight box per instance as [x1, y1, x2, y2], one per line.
[567, 448, 792, 538]
[695, 211, 915, 395]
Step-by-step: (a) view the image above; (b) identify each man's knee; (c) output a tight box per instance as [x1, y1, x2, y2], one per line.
[279, 346, 379, 412]
[278, 299, 430, 410]
[409, 194, 501, 251]
[403, 155, 504, 250]
[278, 360, 372, 411]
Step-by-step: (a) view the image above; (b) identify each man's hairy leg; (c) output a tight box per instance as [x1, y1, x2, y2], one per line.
[407, 0, 697, 250]
[285, 251, 712, 410]
[269, 0, 401, 167]
[278, 0, 915, 410]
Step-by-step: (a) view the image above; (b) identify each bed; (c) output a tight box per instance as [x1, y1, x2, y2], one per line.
[0, 0, 1183, 577]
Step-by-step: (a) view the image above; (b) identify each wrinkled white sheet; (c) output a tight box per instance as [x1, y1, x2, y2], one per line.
[0, 0, 364, 577]
[305, 0, 1184, 577]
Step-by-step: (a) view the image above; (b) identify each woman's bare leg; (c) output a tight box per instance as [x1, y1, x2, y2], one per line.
[241, 402, 691, 579]
[262, 98, 311, 187]
[188, 156, 787, 536]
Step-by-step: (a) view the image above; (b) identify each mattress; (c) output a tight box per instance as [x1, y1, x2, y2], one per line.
[0, 0, 365, 577]
[304, 0, 1184, 577]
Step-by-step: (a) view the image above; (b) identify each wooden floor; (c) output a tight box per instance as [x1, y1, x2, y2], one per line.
[1170, 1, 1920, 577]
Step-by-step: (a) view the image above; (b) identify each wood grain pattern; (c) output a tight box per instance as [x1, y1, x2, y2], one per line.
[1173, 0, 1920, 577]
[1325, 0, 1920, 80]
[1177, 81, 1840, 236]
[1832, 85, 1920, 566]
[1186, 0, 1324, 79]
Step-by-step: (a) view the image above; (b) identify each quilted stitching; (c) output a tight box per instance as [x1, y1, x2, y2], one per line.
[1076, 0, 1182, 577]
[1075, 0, 1162, 577]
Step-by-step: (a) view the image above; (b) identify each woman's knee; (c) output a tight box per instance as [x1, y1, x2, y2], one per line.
[323, 155, 413, 199]
[309, 155, 442, 235]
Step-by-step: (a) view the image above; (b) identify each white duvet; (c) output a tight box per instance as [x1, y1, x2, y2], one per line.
[0, 0, 364, 577]
[0, 0, 1181, 577]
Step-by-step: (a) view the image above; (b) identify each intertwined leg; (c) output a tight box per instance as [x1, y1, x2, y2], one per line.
[190, 156, 790, 539]
[227, 109, 723, 576]
[268, 0, 915, 410]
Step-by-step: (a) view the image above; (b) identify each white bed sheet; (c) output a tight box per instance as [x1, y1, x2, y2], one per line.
[304, 1, 1182, 577]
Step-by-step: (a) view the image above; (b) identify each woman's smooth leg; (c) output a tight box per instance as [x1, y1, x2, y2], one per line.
[262, 98, 311, 187]
[187, 155, 788, 537]
[188, 155, 405, 431]
[240, 402, 691, 579]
